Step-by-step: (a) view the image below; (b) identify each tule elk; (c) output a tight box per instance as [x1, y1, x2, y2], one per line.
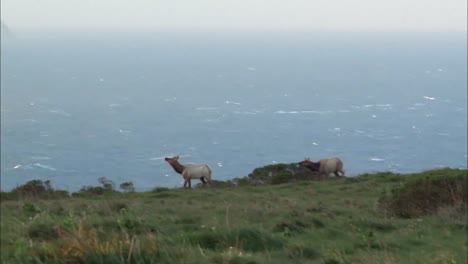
[298, 157, 345, 179]
[164, 155, 212, 188]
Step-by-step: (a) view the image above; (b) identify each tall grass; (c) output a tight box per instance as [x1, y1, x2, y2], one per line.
[1, 168, 466, 263]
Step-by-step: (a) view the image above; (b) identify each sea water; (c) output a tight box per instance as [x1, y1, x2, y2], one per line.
[1, 33, 466, 191]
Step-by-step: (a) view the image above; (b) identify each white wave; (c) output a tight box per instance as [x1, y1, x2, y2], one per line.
[423, 96, 435, 100]
[371, 115, 377, 118]
[226, 101, 241, 105]
[33, 163, 56, 171]
[275, 110, 299, 114]
[204, 119, 222, 123]
[301, 110, 333, 114]
[217, 162, 223, 167]
[369, 157, 385, 162]
[119, 129, 131, 133]
[49, 109, 71, 117]
[247, 67, 256, 71]
[413, 103, 426, 106]
[21, 119, 38, 123]
[150, 156, 166, 160]
[31, 156, 51, 160]
[363, 104, 393, 108]
[13, 165, 21, 169]
[312, 142, 319, 146]
[164, 97, 177, 102]
[196, 107, 218, 111]
[234, 111, 257, 115]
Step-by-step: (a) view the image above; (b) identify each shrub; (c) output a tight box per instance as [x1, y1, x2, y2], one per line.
[187, 227, 284, 252]
[72, 186, 109, 197]
[1, 180, 69, 201]
[151, 187, 170, 192]
[27, 223, 60, 241]
[243, 163, 321, 185]
[287, 244, 320, 260]
[98, 177, 115, 190]
[379, 169, 467, 218]
[273, 221, 307, 235]
[119, 181, 135, 192]
[23, 202, 40, 217]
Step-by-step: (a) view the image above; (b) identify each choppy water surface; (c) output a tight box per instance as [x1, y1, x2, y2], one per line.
[1, 33, 466, 191]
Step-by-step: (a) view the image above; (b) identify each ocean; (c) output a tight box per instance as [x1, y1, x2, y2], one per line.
[1, 33, 467, 191]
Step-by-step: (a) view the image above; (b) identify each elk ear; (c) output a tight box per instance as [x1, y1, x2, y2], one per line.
[306, 157, 310, 161]
[174, 155, 180, 160]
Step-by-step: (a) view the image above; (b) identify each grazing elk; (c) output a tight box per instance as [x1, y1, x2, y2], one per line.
[298, 157, 345, 179]
[164, 155, 212, 188]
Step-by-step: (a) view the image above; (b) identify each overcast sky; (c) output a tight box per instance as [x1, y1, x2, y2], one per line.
[1, 0, 466, 34]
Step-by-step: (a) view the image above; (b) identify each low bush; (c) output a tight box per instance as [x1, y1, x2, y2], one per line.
[187, 227, 285, 252]
[1, 180, 69, 201]
[241, 163, 322, 186]
[379, 169, 467, 218]
[72, 186, 114, 197]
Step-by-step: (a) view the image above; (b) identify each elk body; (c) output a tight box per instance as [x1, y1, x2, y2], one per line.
[298, 157, 345, 179]
[164, 156, 212, 188]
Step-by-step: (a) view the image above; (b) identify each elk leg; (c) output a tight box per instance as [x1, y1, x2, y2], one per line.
[183, 179, 188, 188]
[188, 179, 192, 188]
[334, 171, 340, 177]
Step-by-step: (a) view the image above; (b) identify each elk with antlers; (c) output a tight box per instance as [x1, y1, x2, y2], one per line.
[164, 155, 212, 188]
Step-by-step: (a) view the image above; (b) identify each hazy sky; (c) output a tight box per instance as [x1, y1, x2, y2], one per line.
[1, 0, 466, 34]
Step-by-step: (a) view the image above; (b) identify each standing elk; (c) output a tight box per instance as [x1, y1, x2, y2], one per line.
[164, 155, 212, 188]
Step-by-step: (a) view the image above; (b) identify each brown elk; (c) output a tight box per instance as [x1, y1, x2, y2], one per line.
[164, 155, 212, 188]
[298, 157, 345, 178]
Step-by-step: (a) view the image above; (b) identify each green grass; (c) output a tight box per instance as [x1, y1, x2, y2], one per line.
[1, 167, 466, 263]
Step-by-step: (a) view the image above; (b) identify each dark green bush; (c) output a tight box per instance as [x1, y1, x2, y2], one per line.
[22, 202, 40, 217]
[287, 244, 320, 260]
[72, 186, 115, 197]
[241, 163, 321, 186]
[379, 169, 467, 218]
[27, 223, 60, 241]
[187, 228, 284, 252]
[119, 181, 135, 192]
[1, 180, 69, 201]
[151, 187, 170, 192]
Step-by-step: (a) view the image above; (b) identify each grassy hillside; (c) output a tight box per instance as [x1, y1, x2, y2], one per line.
[1, 167, 466, 264]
